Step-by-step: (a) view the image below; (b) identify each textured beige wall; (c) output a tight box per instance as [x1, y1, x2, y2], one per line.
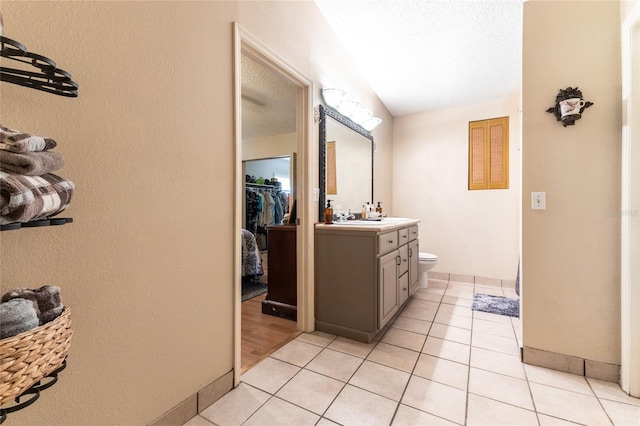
[0, 1, 392, 424]
[522, 1, 622, 364]
[392, 94, 522, 279]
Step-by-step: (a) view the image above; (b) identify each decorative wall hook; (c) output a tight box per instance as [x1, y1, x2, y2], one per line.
[546, 87, 593, 127]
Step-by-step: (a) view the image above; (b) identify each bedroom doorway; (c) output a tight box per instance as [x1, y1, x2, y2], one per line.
[234, 24, 313, 379]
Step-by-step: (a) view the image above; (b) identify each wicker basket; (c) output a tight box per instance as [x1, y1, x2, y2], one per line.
[0, 307, 73, 405]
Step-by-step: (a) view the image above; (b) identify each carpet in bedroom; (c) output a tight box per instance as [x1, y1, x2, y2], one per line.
[242, 281, 268, 302]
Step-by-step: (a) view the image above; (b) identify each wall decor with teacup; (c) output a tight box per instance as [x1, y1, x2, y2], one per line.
[546, 87, 594, 127]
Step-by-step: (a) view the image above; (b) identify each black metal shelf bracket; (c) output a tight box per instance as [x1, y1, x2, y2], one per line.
[1, 36, 78, 97]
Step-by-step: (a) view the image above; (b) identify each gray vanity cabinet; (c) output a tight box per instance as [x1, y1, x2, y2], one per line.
[315, 221, 419, 343]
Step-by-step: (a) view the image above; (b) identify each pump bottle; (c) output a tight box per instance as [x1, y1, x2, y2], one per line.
[324, 200, 334, 224]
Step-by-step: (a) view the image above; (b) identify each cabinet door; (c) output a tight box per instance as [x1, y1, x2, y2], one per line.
[408, 239, 419, 296]
[398, 244, 409, 277]
[398, 271, 409, 306]
[378, 250, 399, 328]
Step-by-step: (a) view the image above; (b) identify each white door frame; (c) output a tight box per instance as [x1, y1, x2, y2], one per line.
[620, 2, 640, 397]
[233, 23, 315, 386]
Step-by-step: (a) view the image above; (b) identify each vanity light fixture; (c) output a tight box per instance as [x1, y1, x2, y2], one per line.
[321, 87, 382, 131]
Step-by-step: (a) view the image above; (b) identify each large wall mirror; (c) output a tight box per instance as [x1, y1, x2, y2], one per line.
[319, 105, 374, 221]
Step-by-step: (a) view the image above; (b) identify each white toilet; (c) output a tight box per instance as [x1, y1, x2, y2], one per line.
[418, 252, 438, 287]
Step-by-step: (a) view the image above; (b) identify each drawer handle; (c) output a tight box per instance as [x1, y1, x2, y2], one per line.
[396, 256, 401, 266]
[408, 248, 413, 256]
[403, 258, 407, 263]
[388, 240, 394, 244]
[402, 235, 407, 239]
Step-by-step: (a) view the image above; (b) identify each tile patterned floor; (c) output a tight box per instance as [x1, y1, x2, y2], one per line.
[185, 278, 640, 426]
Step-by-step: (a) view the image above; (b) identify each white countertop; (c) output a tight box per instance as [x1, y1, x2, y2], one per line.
[315, 217, 420, 232]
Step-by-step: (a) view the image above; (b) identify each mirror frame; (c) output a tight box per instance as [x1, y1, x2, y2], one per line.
[318, 104, 374, 222]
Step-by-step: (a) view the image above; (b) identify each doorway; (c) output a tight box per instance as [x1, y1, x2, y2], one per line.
[233, 23, 314, 382]
[621, 5, 640, 398]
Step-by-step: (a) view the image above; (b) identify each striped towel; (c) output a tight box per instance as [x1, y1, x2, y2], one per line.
[0, 171, 75, 224]
[0, 125, 57, 153]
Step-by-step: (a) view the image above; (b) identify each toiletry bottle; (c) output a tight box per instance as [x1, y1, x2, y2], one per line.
[324, 200, 333, 224]
[376, 202, 382, 216]
[361, 203, 367, 220]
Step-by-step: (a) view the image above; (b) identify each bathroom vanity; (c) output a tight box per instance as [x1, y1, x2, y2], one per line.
[315, 218, 420, 343]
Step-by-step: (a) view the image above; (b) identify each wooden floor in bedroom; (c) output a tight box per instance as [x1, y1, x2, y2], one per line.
[241, 293, 299, 374]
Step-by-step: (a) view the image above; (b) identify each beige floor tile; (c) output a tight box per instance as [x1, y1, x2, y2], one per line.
[413, 354, 469, 390]
[327, 336, 376, 358]
[471, 329, 519, 356]
[381, 327, 426, 352]
[349, 360, 411, 401]
[588, 378, 640, 406]
[434, 311, 473, 329]
[270, 339, 324, 367]
[537, 413, 579, 426]
[400, 305, 438, 322]
[524, 364, 593, 395]
[243, 396, 319, 426]
[317, 417, 341, 426]
[241, 357, 300, 394]
[413, 290, 444, 303]
[275, 369, 344, 415]
[437, 302, 473, 318]
[444, 287, 475, 300]
[422, 336, 470, 365]
[530, 382, 612, 425]
[503, 287, 519, 299]
[296, 330, 336, 348]
[182, 415, 217, 426]
[408, 297, 442, 310]
[429, 323, 472, 345]
[470, 346, 526, 380]
[474, 285, 505, 297]
[472, 317, 516, 339]
[469, 367, 534, 410]
[600, 399, 640, 426]
[473, 310, 513, 324]
[325, 384, 398, 426]
[367, 342, 420, 373]
[441, 295, 474, 308]
[199, 383, 270, 426]
[391, 316, 433, 335]
[305, 348, 363, 382]
[423, 286, 447, 296]
[402, 376, 467, 424]
[466, 393, 538, 426]
[392, 404, 458, 425]
[537, 413, 583, 425]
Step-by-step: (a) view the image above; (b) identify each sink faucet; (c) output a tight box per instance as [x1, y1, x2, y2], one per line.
[334, 210, 355, 222]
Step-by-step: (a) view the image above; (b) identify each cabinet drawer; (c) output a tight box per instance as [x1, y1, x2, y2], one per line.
[378, 231, 398, 255]
[398, 227, 410, 245]
[408, 225, 419, 241]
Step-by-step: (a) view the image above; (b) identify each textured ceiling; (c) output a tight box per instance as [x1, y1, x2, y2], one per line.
[241, 53, 297, 140]
[242, 0, 524, 140]
[314, 0, 524, 116]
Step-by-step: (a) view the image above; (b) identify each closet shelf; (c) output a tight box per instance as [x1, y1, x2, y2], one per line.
[0, 36, 78, 97]
[0, 217, 73, 232]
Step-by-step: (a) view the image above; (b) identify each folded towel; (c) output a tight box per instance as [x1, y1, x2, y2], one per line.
[0, 125, 57, 153]
[0, 150, 64, 176]
[0, 171, 75, 224]
[0, 298, 40, 339]
[1, 286, 63, 325]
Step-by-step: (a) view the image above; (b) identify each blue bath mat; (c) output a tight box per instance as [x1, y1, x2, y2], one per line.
[471, 293, 520, 318]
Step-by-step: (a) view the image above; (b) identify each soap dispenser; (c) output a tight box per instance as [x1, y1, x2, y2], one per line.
[324, 200, 334, 224]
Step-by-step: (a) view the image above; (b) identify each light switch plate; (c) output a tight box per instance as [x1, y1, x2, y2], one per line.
[531, 192, 546, 210]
